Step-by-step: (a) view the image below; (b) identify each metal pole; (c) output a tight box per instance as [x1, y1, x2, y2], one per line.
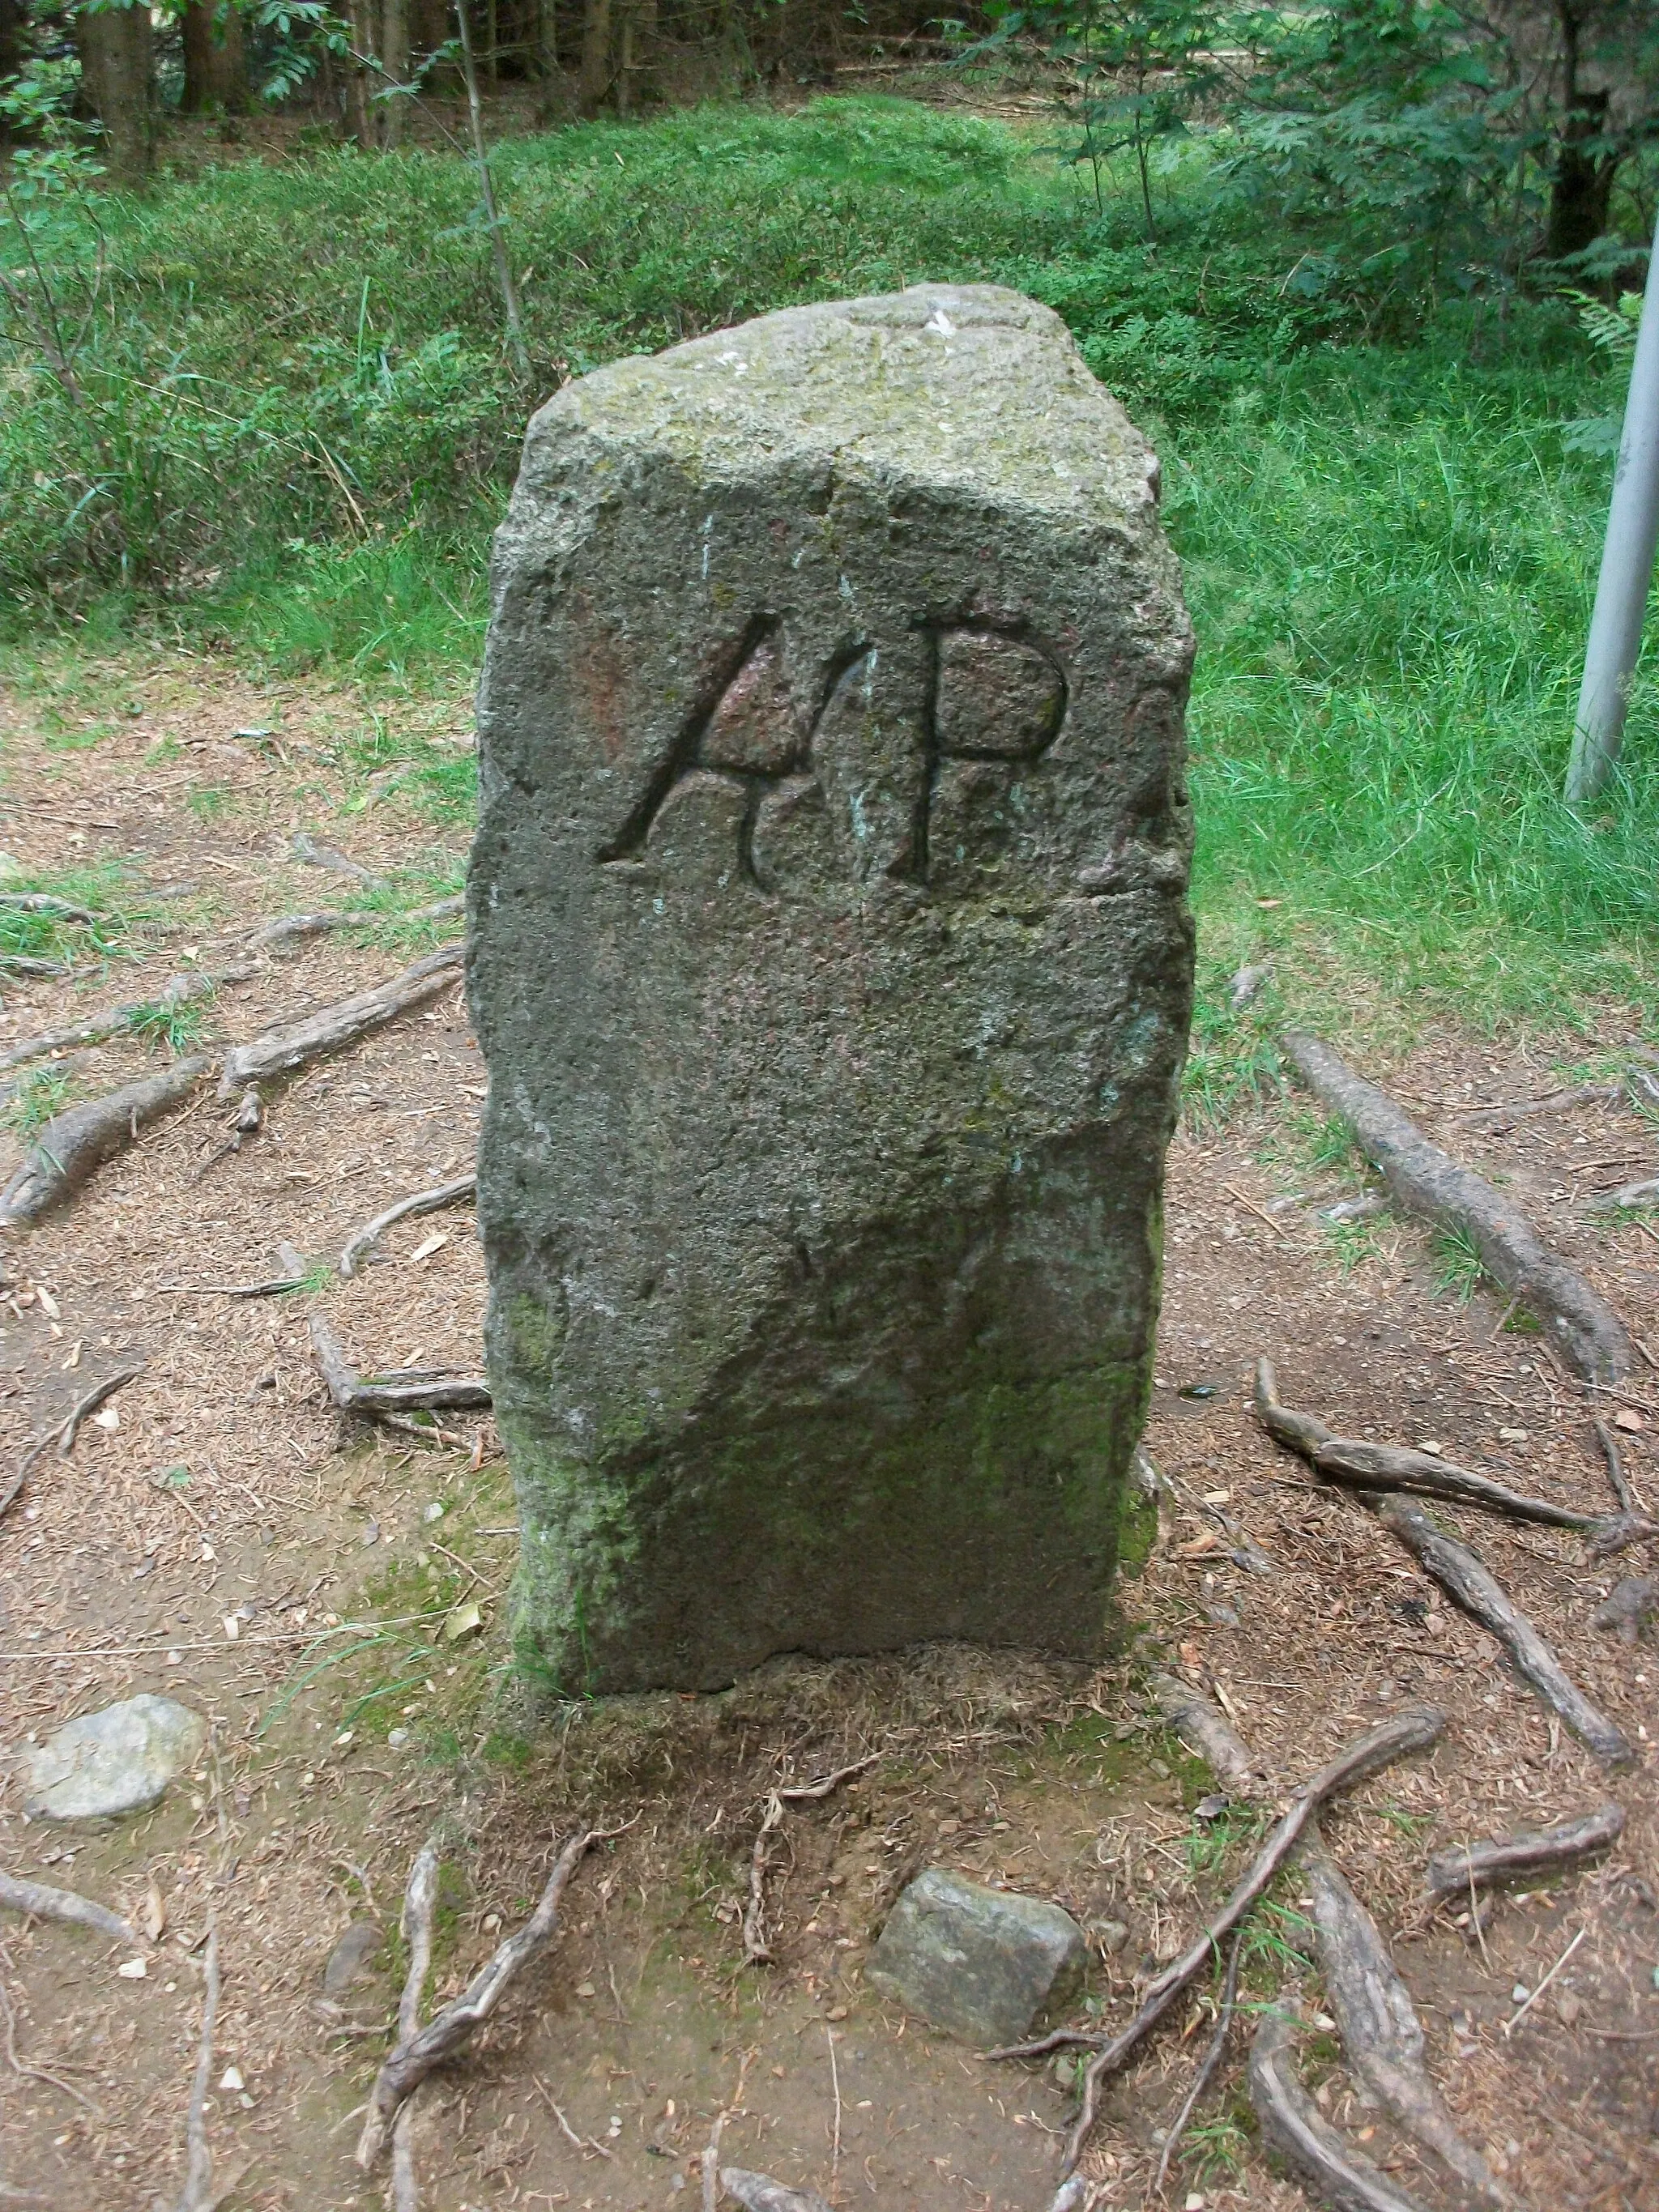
[1566, 209, 1659, 808]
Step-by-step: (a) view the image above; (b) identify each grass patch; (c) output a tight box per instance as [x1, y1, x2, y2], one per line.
[5, 1066, 75, 1137]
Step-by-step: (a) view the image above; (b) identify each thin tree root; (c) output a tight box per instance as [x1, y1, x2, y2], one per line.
[992, 1706, 1446, 2183]
[339, 1174, 476, 1277]
[1373, 1493, 1632, 1767]
[172, 1924, 220, 2212]
[1147, 1671, 1267, 1796]
[309, 1313, 489, 1417]
[356, 1824, 614, 2169]
[391, 1839, 440, 2212]
[1150, 1924, 1244, 2199]
[1, 1363, 144, 1524]
[717, 2172, 834, 2212]
[744, 1754, 881, 1966]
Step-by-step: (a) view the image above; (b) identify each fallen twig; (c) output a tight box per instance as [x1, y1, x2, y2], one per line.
[744, 1755, 880, 1966]
[1, 1363, 144, 1524]
[1248, 2001, 1430, 2212]
[340, 1174, 476, 1277]
[218, 944, 463, 1097]
[718, 2172, 833, 2212]
[356, 1823, 610, 2169]
[1303, 1835, 1507, 2206]
[1373, 1493, 1632, 1767]
[1283, 1032, 1632, 1381]
[0, 1871, 136, 1946]
[993, 1707, 1446, 2181]
[0, 1059, 210, 1228]
[172, 1924, 219, 2212]
[1148, 1671, 1267, 1796]
[1503, 1924, 1585, 2037]
[1425, 1801, 1626, 1901]
[309, 1314, 490, 1417]
[1151, 1924, 1243, 2200]
[391, 1839, 439, 2212]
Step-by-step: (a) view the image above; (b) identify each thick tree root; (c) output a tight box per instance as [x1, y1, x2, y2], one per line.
[0, 1060, 209, 1228]
[0, 1872, 136, 1946]
[391, 1840, 440, 2212]
[1282, 1032, 1631, 1382]
[993, 1707, 1446, 2182]
[356, 1826, 603, 2169]
[0, 971, 223, 1077]
[1303, 1836, 1508, 2206]
[1373, 1493, 1632, 1767]
[1425, 1801, 1626, 1901]
[1248, 2003, 1431, 2212]
[1148, 1670, 1268, 1796]
[218, 943, 462, 1095]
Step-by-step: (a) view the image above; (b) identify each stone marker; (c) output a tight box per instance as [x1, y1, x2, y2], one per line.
[866, 1866, 1086, 2045]
[470, 283, 1193, 1694]
[21, 1694, 206, 1822]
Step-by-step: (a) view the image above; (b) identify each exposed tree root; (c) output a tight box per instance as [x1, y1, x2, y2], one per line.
[1147, 1671, 1267, 1796]
[0, 1059, 209, 1228]
[1589, 1175, 1659, 1215]
[172, 1924, 220, 2212]
[1, 1362, 144, 1523]
[339, 1173, 476, 1278]
[1303, 1835, 1508, 2206]
[718, 2172, 833, 2212]
[0, 971, 224, 1077]
[744, 1754, 881, 1965]
[391, 1839, 440, 2212]
[1373, 1493, 1632, 1767]
[245, 893, 464, 953]
[1593, 1577, 1657, 1642]
[356, 1826, 605, 2170]
[1474, 1080, 1624, 1131]
[1151, 1924, 1244, 2199]
[0, 1871, 136, 1946]
[1594, 1420, 1636, 1515]
[1425, 1801, 1627, 1901]
[218, 944, 462, 1096]
[993, 1707, 1446, 2183]
[1248, 2002, 1431, 2212]
[1282, 1032, 1631, 1382]
[1254, 1360, 1656, 1547]
[308, 1314, 490, 1418]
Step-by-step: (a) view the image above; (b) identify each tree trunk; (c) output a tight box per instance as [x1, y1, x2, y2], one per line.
[535, 0, 563, 118]
[1547, 2, 1618, 264]
[77, 0, 154, 183]
[181, 2, 249, 113]
[381, 0, 410, 141]
[344, 0, 376, 147]
[578, 0, 611, 112]
[0, 0, 22, 144]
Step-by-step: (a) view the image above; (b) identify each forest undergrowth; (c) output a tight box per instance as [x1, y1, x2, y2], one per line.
[2, 96, 1655, 1090]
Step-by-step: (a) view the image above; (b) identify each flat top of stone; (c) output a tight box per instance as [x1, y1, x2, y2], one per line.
[20, 1694, 207, 1822]
[867, 1866, 1085, 2046]
[520, 284, 1157, 530]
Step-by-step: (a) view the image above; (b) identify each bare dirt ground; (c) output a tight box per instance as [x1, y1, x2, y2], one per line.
[0, 647, 1655, 2212]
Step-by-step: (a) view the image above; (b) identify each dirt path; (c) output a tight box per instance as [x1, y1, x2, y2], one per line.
[0, 649, 1655, 2212]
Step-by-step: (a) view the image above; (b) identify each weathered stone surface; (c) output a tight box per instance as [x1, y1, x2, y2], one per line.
[469, 283, 1193, 1694]
[20, 1695, 206, 1822]
[866, 1866, 1086, 2045]
[322, 1920, 386, 1995]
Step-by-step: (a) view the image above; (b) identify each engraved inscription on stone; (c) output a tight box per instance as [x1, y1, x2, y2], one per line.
[608, 623, 1069, 893]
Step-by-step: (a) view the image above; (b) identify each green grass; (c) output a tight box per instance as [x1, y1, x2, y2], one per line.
[3, 97, 1655, 1052]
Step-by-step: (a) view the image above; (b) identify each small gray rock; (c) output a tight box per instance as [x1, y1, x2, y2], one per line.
[322, 1919, 385, 1996]
[21, 1694, 207, 1822]
[865, 1867, 1085, 2046]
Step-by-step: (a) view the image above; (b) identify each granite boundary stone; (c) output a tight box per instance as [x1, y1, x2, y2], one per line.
[468, 282, 1194, 1693]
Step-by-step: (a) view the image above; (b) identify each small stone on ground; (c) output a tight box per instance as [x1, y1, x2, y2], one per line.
[19, 1694, 207, 1822]
[865, 1866, 1085, 2046]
